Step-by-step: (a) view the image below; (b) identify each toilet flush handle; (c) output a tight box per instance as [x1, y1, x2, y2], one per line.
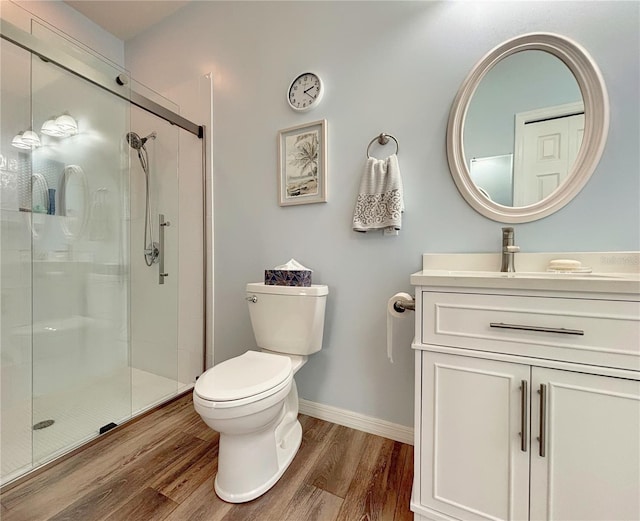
[246, 295, 258, 303]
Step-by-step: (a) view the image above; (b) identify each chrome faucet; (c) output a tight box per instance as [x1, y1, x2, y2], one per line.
[500, 227, 520, 272]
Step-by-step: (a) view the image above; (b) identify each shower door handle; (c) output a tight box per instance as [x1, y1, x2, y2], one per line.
[159, 214, 170, 285]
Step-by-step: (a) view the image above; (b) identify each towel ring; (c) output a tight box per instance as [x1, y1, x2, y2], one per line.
[366, 133, 399, 159]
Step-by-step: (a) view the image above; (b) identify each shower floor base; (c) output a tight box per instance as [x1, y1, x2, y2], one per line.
[1, 368, 191, 485]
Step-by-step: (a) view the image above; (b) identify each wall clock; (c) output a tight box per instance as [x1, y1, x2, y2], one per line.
[287, 72, 324, 112]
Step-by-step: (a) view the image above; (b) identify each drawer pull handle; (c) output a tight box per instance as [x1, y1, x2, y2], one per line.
[490, 322, 584, 336]
[520, 380, 528, 452]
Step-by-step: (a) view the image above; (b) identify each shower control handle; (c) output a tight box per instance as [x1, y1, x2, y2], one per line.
[159, 214, 170, 285]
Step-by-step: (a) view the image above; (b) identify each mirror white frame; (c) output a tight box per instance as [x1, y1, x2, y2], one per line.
[447, 33, 609, 223]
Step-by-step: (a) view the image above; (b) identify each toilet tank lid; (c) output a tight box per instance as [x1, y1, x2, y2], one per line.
[247, 282, 328, 296]
[195, 351, 292, 402]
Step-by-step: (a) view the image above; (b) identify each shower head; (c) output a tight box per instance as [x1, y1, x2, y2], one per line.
[126, 131, 156, 150]
[126, 132, 144, 150]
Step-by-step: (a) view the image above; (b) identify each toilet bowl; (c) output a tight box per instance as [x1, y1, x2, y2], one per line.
[193, 282, 328, 503]
[194, 350, 303, 503]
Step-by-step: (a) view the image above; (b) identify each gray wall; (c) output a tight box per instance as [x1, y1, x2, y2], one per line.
[125, 1, 640, 428]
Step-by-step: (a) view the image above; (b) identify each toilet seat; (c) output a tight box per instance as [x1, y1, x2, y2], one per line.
[194, 351, 292, 408]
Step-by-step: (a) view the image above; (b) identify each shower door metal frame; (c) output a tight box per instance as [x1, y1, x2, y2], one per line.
[0, 18, 210, 488]
[0, 19, 203, 138]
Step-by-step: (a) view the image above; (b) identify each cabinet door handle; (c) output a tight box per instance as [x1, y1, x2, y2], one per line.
[537, 384, 547, 457]
[520, 380, 528, 452]
[490, 322, 584, 336]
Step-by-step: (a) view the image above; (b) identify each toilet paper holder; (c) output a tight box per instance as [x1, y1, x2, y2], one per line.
[393, 296, 415, 313]
[387, 292, 415, 364]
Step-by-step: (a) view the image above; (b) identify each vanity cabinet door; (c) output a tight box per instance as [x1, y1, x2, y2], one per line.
[529, 368, 640, 521]
[420, 351, 531, 521]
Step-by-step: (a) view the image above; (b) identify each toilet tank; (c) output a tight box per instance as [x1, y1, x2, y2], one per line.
[246, 283, 328, 355]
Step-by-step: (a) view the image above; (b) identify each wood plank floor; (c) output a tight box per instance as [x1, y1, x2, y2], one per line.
[0, 393, 414, 521]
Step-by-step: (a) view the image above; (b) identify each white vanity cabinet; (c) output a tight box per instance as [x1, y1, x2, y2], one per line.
[411, 285, 640, 521]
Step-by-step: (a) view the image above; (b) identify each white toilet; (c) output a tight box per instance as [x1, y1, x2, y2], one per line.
[193, 282, 328, 503]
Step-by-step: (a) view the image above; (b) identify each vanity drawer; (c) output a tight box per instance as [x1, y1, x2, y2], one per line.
[421, 291, 640, 371]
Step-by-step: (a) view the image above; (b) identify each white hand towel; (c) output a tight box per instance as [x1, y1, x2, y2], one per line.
[352, 154, 404, 233]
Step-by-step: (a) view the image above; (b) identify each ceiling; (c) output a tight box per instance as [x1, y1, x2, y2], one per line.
[63, 0, 191, 41]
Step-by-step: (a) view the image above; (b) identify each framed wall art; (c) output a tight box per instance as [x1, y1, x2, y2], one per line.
[278, 119, 327, 206]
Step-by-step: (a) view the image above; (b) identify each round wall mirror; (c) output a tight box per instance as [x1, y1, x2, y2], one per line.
[447, 33, 609, 223]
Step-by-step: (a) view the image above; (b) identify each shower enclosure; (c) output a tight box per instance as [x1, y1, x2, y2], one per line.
[0, 13, 205, 486]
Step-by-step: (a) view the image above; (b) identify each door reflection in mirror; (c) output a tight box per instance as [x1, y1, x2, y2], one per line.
[513, 103, 584, 206]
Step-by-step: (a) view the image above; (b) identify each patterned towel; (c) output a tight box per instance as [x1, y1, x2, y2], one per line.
[352, 154, 404, 233]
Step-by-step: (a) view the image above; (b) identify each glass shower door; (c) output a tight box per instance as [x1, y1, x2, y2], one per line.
[1, 15, 186, 485]
[129, 104, 179, 413]
[0, 33, 35, 483]
[29, 46, 132, 464]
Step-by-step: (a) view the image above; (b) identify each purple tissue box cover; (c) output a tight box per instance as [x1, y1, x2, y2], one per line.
[264, 270, 312, 286]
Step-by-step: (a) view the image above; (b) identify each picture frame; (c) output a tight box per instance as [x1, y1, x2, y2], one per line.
[278, 119, 327, 206]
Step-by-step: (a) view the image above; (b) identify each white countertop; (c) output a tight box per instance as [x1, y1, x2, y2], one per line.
[411, 252, 640, 295]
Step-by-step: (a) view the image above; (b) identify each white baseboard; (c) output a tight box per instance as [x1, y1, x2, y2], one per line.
[298, 398, 414, 445]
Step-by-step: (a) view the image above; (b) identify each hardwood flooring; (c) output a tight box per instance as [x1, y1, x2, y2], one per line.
[0, 393, 414, 521]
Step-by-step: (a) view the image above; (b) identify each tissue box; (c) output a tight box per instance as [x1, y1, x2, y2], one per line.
[264, 269, 312, 287]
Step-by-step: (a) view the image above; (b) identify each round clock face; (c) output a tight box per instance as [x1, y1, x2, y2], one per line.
[288, 72, 324, 111]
